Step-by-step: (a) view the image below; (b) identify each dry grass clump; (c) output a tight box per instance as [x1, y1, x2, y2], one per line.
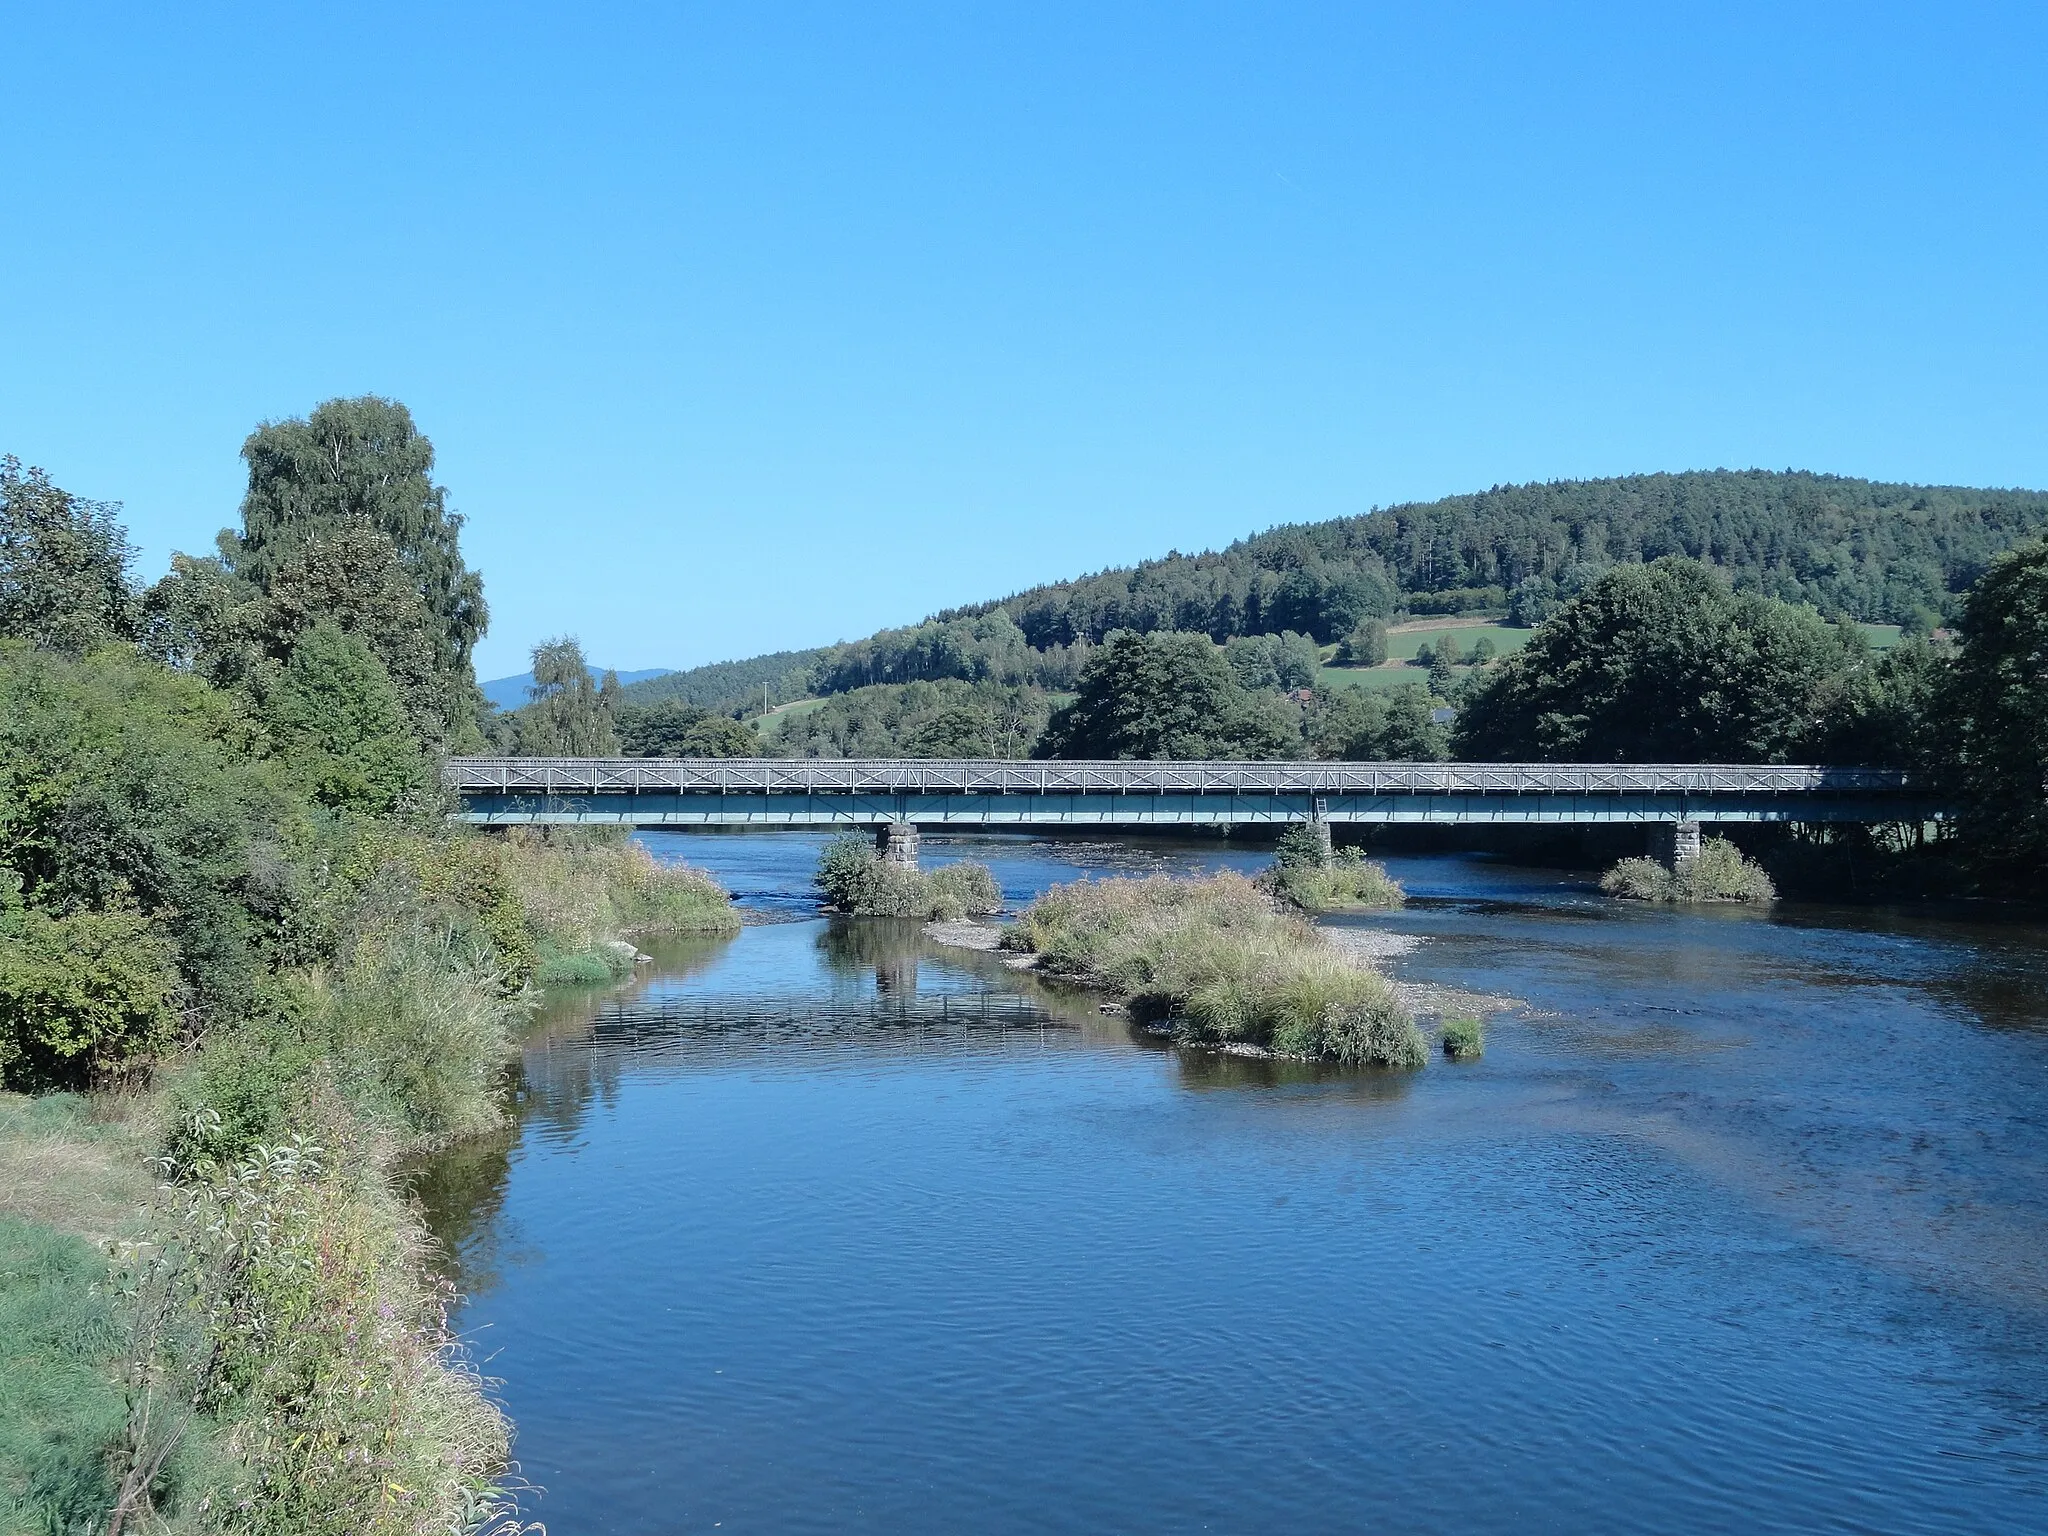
[1602, 837, 1777, 904]
[1005, 872, 1425, 1067]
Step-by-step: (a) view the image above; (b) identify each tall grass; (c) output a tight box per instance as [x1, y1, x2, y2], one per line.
[132, 1093, 510, 1536]
[495, 828, 738, 975]
[0, 1216, 131, 1533]
[1602, 837, 1777, 904]
[1005, 872, 1425, 1067]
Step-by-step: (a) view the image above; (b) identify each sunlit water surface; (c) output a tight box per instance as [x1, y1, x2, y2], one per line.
[416, 832, 2048, 1533]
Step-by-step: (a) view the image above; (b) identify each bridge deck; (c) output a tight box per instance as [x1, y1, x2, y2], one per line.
[445, 758, 1933, 828]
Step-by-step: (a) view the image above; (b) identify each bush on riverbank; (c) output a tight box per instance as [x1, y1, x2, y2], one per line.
[1602, 838, 1777, 904]
[815, 833, 1004, 919]
[1003, 872, 1425, 1067]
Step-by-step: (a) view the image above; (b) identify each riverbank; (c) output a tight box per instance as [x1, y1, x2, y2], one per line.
[0, 827, 738, 1534]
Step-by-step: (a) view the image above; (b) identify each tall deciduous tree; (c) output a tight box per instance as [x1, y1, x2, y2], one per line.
[1452, 558, 1859, 763]
[0, 457, 137, 654]
[515, 638, 618, 755]
[229, 396, 487, 733]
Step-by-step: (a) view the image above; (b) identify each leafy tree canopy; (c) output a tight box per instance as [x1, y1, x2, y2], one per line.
[232, 396, 486, 671]
[0, 456, 137, 654]
[1452, 558, 1863, 763]
[264, 622, 431, 815]
[1946, 539, 2048, 865]
[507, 638, 618, 756]
[1037, 630, 1299, 760]
[0, 641, 301, 1021]
[615, 699, 760, 758]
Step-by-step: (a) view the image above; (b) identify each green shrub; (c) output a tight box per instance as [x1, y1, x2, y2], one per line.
[0, 895, 184, 1089]
[815, 833, 1002, 919]
[1273, 823, 1329, 871]
[1601, 838, 1777, 904]
[1270, 848, 1404, 912]
[1442, 1015, 1485, 1059]
[0, 642, 301, 1023]
[1008, 872, 1422, 1066]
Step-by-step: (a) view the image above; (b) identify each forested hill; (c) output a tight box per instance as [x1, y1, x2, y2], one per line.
[628, 470, 2048, 713]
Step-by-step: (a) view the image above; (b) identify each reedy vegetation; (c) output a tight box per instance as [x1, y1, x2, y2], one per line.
[1002, 873, 1425, 1068]
[814, 833, 1003, 920]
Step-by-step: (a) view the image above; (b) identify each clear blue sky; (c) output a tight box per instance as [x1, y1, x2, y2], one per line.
[4, 3, 2044, 679]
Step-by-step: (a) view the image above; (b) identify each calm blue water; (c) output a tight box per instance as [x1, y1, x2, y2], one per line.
[419, 833, 2048, 1533]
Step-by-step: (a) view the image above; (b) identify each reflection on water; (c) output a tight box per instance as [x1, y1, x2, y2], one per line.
[417, 834, 2048, 1535]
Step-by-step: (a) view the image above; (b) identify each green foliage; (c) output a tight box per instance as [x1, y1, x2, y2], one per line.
[231, 396, 486, 708]
[1273, 824, 1329, 871]
[664, 471, 2048, 724]
[618, 645, 830, 715]
[264, 623, 429, 815]
[140, 1119, 509, 1536]
[0, 894, 183, 1090]
[1224, 630, 1321, 690]
[1336, 619, 1388, 666]
[493, 827, 739, 954]
[0, 643, 298, 1023]
[1601, 838, 1778, 903]
[1270, 849, 1405, 913]
[616, 698, 761, 757]
[1007, 872, 1423, 1065]
[1441, 1015, 1485, 1059]
[1038, 630, 1300, 759]
[814, 833, 1003, 919]
[1307, 680, 1445, 760]
[0, 456, 137, 655]
[774, 679, 1051, 758]
[502, 636, 619, 755]
[1947, 539, 2048, 877]
[1455, 558, 1861, 762]
[533, 950, 621, 986]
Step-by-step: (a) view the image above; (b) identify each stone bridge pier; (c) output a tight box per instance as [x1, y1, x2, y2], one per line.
[1647, 819, 1703, 868]
[876, 820, 921, 871]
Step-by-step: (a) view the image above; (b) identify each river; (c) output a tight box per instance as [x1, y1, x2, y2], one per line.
[416, 832, 2048, 1533]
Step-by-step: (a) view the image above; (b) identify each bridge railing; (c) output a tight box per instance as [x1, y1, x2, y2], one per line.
[442, 757, 1915, 797]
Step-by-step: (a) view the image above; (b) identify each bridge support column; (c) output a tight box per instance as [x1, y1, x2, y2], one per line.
[1648, 819, 1702, 869]
[876, 821, 921, 871]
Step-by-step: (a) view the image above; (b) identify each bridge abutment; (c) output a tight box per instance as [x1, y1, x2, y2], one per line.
[876, 821, 921, 871]
[1648, 819, 1703, 868]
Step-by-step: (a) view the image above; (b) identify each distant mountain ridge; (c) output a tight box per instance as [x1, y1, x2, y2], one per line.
[621, 469, 2048, 715]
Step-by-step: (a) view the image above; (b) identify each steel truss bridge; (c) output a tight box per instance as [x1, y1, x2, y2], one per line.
[445, 758, 1936, 831]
